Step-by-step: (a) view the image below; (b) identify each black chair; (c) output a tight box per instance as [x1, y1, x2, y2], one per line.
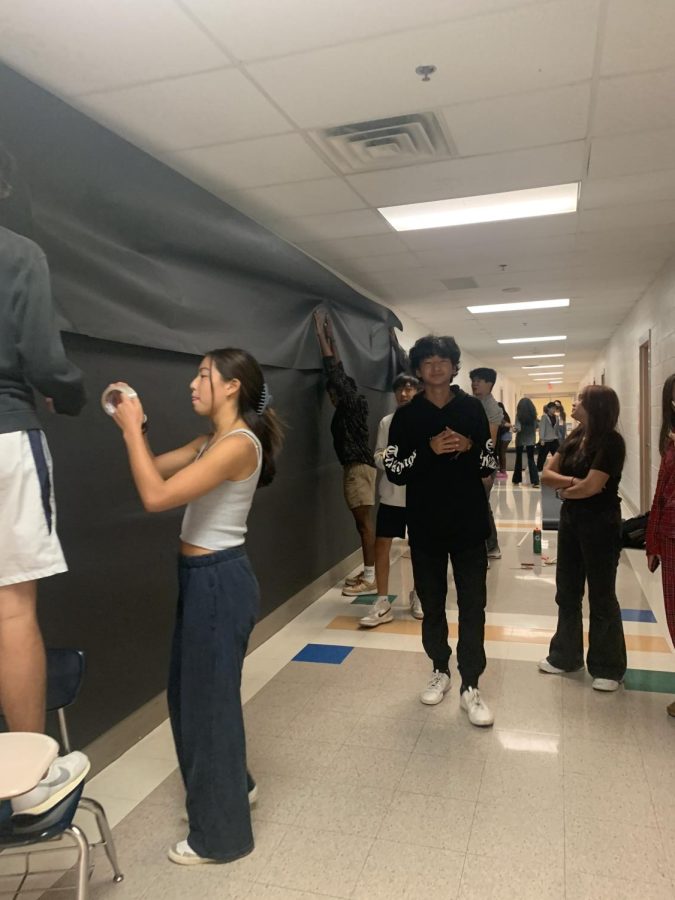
[0, 649, 124, 899]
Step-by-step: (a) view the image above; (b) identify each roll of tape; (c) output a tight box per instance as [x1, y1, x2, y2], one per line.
[101, 383, 143, 418]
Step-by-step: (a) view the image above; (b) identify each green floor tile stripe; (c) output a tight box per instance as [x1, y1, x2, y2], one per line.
[350, 593, 397, 606]
[624, 668, 675, 694]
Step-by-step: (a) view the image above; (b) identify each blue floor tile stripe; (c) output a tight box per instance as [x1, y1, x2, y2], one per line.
[292, 643, 354, 665]
[621, 608, 657, 623]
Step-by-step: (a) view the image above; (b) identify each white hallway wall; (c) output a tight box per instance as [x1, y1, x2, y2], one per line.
[582, 257, 675, 513]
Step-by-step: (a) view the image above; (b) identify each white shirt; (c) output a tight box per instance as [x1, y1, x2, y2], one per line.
[374, 413, 406, 508]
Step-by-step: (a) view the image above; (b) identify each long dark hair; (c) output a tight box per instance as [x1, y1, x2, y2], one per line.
[659, 374, 675, 456]
[208, 348, 284, 487]
[563, 385, 622, 460]
[554, 400, 566, 423]
[516, 397, 537, 427]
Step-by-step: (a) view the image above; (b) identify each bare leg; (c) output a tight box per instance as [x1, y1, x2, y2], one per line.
[0, 580, 46, 732]
[351, 505, 376, 567]
[375, 537, 393, 596]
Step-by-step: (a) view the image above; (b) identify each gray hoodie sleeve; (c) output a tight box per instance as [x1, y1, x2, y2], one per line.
[14, 248, 86, 415]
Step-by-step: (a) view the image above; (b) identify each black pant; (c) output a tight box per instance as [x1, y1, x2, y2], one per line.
[168, 546, 259, 861]
[512, 444, 539, 485]
[547, 504, 627, 681]
[483, 475, 500, 553]
[411, 540, 487, 687]
[537, 440, 559, 470]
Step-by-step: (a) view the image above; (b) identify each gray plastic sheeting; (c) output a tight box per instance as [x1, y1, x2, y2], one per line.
[0, 63, 401, 390]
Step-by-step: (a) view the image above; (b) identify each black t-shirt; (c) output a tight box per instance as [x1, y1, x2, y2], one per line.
[558, 430, 625, 510]
[384, 388, 497, 548]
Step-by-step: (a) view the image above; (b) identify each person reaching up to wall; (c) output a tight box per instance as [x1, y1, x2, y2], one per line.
[314, 310, 377, 597]
[646, 374, 675, 717]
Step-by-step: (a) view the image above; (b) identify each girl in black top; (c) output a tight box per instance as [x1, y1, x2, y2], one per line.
[539, 385, 627, 690]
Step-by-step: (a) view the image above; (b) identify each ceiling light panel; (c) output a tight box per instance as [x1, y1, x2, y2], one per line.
[498, 336, 567, 344]
[521, 364, 565, 369]
[513, 354, 566, 359]
[467, 298, 569, 314]
[378, 183, 579, 232]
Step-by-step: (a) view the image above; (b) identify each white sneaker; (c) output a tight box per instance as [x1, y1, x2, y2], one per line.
[359, 598, 394, 628]
[538, 658, 583, 675]
[409, 590, 423, 620]
[460, 687, 494, 727]
[420, 671, 451, 705]
[592, 678, 621, 692]
[487, 548, 502, 559]
[342, 579, 377, 597]
[168, 840, 219, 866]
[344, 570, 364, 587]
[11, 752, 90, 816]
[182, 783, 257, 824]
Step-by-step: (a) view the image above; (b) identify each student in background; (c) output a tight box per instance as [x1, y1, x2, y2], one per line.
[646, 374, 675, 717]
[314, 310, 377, 597]
[554, 400, 567, 442]
[360, 373, 422, 628]
[537, 402, 560, 470]
[539, 386, 626, 692]
[512, 397, 540, 488]
[469, 368, 502, 560]
[496, 401, 512, 479]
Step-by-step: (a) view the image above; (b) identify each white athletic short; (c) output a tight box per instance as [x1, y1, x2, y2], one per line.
[0, 430, 67, 587]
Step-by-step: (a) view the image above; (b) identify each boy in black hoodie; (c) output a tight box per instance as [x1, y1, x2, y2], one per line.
[384, 336, 496, 726]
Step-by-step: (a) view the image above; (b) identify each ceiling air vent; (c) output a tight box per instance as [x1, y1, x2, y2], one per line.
[442, 277, 479, 290]
[310, 112, 456, 174]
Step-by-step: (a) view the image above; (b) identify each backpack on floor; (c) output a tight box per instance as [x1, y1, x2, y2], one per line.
[621, 513, 649, 549]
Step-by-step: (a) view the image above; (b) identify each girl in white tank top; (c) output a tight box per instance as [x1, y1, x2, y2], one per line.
[107, 348, 283, 865]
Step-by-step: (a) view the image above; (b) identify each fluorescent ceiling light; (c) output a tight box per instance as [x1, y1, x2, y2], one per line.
[467, 298, 569, 314]
[522, 364, 565, 369]
[498, 335, 566, 344]
[527, 372, 564, 376]
[513, 353, 566, 359]
[532, 378, 563, 383]
[379, 183, 578, 232]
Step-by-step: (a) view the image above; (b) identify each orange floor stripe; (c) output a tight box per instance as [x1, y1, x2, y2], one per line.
[325, 616, 671, 652]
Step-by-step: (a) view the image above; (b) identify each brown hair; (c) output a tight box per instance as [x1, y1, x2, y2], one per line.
[659, 374, 675, 456]
[208, 348, 284, 487]
[562, 384, 621, 461]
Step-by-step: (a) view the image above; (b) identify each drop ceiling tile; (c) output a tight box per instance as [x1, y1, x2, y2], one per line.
[269, 209, 391, 241]
[183, 0, 526, 61]
[245, 0, 600, 128]
[226, 178, 367, 220]
[602, 0, 675, 75]
[575, 224, 675, 252]
[579, 200, 675, 233]
[445, 83, 591, 156]
[582, 170, 675, 209]
[400, 225, 578, 254]
[0, 0, 228, 96]
[589, 128, 675, 179]
[167, 133, 334, 191]
[74, 69, 291, 154]
[296, 233, 411, 259]
[349, 252, 423, 273]
[345, 141, 586, 207]
[594, 69, 675, 137]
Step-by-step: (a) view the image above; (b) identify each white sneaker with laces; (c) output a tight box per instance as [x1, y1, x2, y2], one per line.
[460, 687, 494, 727]
[409, 590, 423, 620]
[487, 548, 502, 559]
[344, 571, 364, 587]
[11, 752, 91, 816]
[342, 578, 377, 597]
[538, 658, 583, 675]
[359, 598, 394, 628]
[420, 671, 451, 705]
[592, 678, 621, 692]
[168, 840, 219, 866]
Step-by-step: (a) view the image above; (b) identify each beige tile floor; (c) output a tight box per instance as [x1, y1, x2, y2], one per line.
[3, 482, 674, 899]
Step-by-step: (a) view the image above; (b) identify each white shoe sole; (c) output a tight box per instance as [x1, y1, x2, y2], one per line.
[359, 614, 394, 628]
[420, 682, 451, 705]
[168, 845, 219, 866]
[592, 679, 622, 692]
[13, 759, 91, 817]
[410, 609, 424, 620]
